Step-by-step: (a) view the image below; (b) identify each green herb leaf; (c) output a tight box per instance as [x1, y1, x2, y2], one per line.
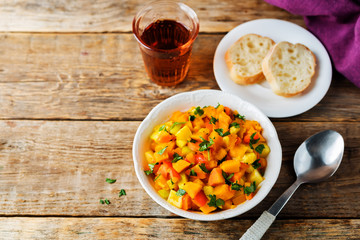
[176, 189, 186, 197]
[222, 171, 234, 185]
[172, 153, 183, 163]
[119, 189, 126, 197]
[210, 116, 218, 124]
[194, 106, 204, 116]
[215, 128, 230, 137]
[189, 169, 197, 176]
[215, 103, 220, 109]
[190, 139, 197, 143]
[154, 174, 161, 181]
[229, 122, 240, 128]
[199, 137, 214, 151]
[231, 182, 243, 191]
[170, 122, 186, 130]
[234, 113, 246, 120]
[159, 125, 166, 132]
[252, 159, 261, 169]
[100, 199, 105, 204]
[157, 146, 168, 155]
[199, 163, 210, 173]
[189, 115, 195, 121]
[255, 144, 265, 154]
[244, 181, 256, 195]
[218, 155, 227, 165]
[106, 178, 117, 184]
[208, 194, 225, 208]
[104, 199, 110, 205]
[249, 132, 260, 149]
[144, 163, 158, 175]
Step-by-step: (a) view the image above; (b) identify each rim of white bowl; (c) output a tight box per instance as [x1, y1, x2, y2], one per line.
[132, 89, 282, 221]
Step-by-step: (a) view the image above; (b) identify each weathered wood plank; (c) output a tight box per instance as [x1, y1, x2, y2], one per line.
[0, 217, 359, 240]
[0, 121, 359, 217]
[0, 33, 359, 121]
[0, 0, 304, 33]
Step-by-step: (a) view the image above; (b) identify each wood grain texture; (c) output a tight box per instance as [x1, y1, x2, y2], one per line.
[0, 120, 359, 218]
[0, 217, 359, 240]
[0, 0, 304, 33]
[0, 33, 359, 121]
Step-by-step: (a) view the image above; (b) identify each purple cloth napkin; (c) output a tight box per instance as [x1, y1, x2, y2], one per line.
[265, 0, 360, 87]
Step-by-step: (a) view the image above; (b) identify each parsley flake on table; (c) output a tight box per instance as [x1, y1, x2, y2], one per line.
[172, 153, 183, 163]
[106, 178, 116, 184]
[100, 198, 110, 205]
[208, 194, 225, 208]
[144, 162, 158, 175]
[252, 159, 261, 169]
[194, 106, 204, 116]
[229, 122, 240, 128]
[119, 189, 126, 197]
[199, 137, 214, 151]
[199, 163, 210, 173]
[244, 182, 257, 195]
[157, 146, 168, 155]
[215, 128, 230, 137]
[210, 116, 218, 124]
[176, 189, 186, 197]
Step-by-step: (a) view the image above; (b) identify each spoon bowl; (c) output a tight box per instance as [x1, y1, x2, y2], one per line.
[240, 130, 344, 240]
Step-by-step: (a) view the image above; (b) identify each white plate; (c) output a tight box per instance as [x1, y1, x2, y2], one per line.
[213, 19, 332, 118]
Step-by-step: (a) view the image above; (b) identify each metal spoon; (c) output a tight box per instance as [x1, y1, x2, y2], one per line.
[240, 130, 344, 240]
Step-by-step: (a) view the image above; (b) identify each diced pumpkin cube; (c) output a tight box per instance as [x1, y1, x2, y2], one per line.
[232, 193, 246, 205]
[193, 117, 205, 131]
[229, 144, 248, 159]
[182, 182, 203, 199]
[187, 164, 207, 179]
[193, 178, 205, 187]
[220, 160, 240, 173]
[156, 131, 173, 143]
[199, 204, 217, 214]
[175, 126, 192, 141]
[167, 190, 183, 208]
[192, 128, 210, 141]
[154, 174, 169, 190]
[172, 160, 191, 173]
[259, 143, 270, 157]
[208, 167, 225, 186]
[248, 169, 264, 188]
[145, 150, 155, 164]
[223, 200, 233, 210]
[158, 189, 170, 199]
[182, 194, 192, 210]
[215, 147, 227, 161]
[213, 184, 235, 201]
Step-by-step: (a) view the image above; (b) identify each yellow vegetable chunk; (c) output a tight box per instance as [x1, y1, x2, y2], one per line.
[182, 182, 203, 199]
[259, 143, 270, 158]
[199, 204, 217, 214]
[145, 150, 155, 164]
[181, 146, 193, 155]
[203, 186, 214, 199]
[154, 174, 169, 190]
[220, 160, 240, 173]
[167, 190, 183, 208]
[248, 169, 264, 188]
[232, 193, 246, 205]
[241, 152, 257, 164]
[213, 184, 235, 201]
[178, 173, 188, 189]
[172, 160, 191, 173]
[158, 189, 170, 199]
[167, 179, 177, 190]
[169, 123, 183, 135]
[175, 125, 192, 141]
[230, 126, 240, 135]
[229, 144, 248, 159]
[215, 147, 227, 161]
[176, 139, 187, 148]
[223, 200, 233, 210]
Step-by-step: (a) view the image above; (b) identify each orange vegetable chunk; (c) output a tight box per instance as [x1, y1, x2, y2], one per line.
[172, 160, 191, 173]
[208, 167, 225, 186]
[182, 182, 203, 199]
[193, 190, 208, 207]
[213, 184, 235, 201]
[220, 160, 240, 173]
[200, 204, 217, 214]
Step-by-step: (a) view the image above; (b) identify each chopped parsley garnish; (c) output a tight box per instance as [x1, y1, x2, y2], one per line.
[154, 174, 161, 181]
[119, 189, 126, 197]
[229, 122, 240, 128]
[189, 169, 197, 176]
[190, 139, 197, 143]
[215, 103, 220, 109]
[208, 194, 225, 208]
[159, 125, 167, 132]
[170, 122, 186, 130]
[144, 162, 158, 175]
[252, 159, 261, 169]
[222, 171, 234, 185]
[157, 146, 168, 155]
[244, 181, 257, 195]
[210, 116, 218, 124]
[172, 153, 183, 163]
[215, 128, 230, 137]
[100, 199, 104, 204]
[189, 115, 195, 121]
[199, 163, 210, 173]
[255, 144, 265, 154]
[249, 132, 260, 149]
[106, 178, 116, 184]
[176, 189, 186, 197]
[234, 113, 246, 120]
[100, 198, 110, 205]
[194, 106, 204, 116]
[199, 137, 214, 151]
[231, 182, 243, 191]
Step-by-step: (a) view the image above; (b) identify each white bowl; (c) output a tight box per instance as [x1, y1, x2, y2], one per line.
[132, 90, 282, 221]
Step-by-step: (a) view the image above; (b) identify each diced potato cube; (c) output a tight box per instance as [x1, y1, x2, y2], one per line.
[176, 139, 187, 148]
[167, 179, 177, 190]
[145, 150, 155, 164]
[158, 189, 170, 199]
[170, 123, 183, 135]
[178, 173, 188, 188]
[181, 146, 193, 155]
[203, 185, 214, 199]
[229, 144, 248, 160]
[167, 190, 183, 208]
[259, 143, 270, 158]
[175, 126, 192, 141]
[248, 169, 264, 188]
[241, 152, 257, 164]
[230, 126, 240, 135]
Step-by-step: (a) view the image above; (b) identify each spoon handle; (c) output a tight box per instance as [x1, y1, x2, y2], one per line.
[240, 179, 303, 240]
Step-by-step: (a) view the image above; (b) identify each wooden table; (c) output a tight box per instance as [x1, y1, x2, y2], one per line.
[0, 1, 359, 239]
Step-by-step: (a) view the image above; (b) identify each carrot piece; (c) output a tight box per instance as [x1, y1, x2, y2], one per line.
[208, 167, 225, 186]
[193, 190, 208, 207]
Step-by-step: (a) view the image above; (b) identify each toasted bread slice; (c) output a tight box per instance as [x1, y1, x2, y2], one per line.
[262, 41, 316, 97]
[225, 34, 275, 85]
